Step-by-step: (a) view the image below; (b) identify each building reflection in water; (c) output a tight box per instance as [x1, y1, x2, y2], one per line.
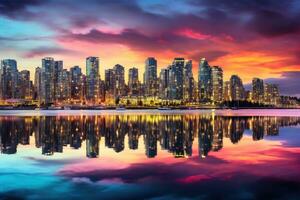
[0, 115, 299, 158]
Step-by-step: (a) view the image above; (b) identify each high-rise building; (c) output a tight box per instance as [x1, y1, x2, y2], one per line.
[41, 57, 55, 104]
[19, 70, 31, 99]
[54, 61, 63, 100]
[211, 66, 223, 103]
[70, 66, 83, 101]
[223, 81, 230, 102]
[252, 78, 264, 104]
[198, 58, 212, 103]
[86, 57, 99, 102]
[34, 67, 42, 101]
[56, 69, 70, 101]
[113, 64, 125, 97]
[264, 84, 279, 106]
[0, 59, 18, 99]
[159, 68, 169, 99]
[81, 75, 87, 100]
[0, 63, 4, 99]
[168, 58, 184, 100]
[128, 67, 139, 96]
[105, 69, 115, 94]
[144, 57, 158, 97]
[183, 60, 194, 102]
[229, 75, 245, 101]
[99, 79, 106, 102]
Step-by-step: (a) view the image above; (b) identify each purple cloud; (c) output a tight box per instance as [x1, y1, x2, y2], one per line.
[266, 71, 300, 97]
[23, 47, 79, 58]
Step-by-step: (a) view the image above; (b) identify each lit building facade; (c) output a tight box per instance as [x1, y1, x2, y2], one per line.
[159, 68, 169, 99]
[0, 59, 18, 99]
[252, 78, 264, 104]
[198, 58, 212, 103]
[113, 64, 125, 98]
[223, 81, 231, 102]
[54, 61, 63, 100]
[229, 75, 245, 101]
[34, 67, 42, 101]
[183, 60, 194, 102]
[19, 70, 32, 99]
[144, 57, 158, 97]
[211, 66, 223, 104]
[168, 58, 184, 100]
[41, 57, 55, 104]
[86, 57, 100, 102]
[56, 69, 71, 101]
[70, 66, 83, 101]
[128, 67, 139, 96]
[264, 84, 279, 106]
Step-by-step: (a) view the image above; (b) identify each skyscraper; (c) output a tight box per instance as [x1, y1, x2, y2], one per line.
[98, 79, 106, 102]
[41, 57, 55, 104]
[229, 75, 245, 101]
[211, 66, 223, 104]
[34, 67, 42, 101]
[159, 68, 169, 99]
[223, 81, 230, 102]
[56, 69, 71, 101]
[264, 84, 280, 106]
[168, 58, 184, 100]
[144, 57, 158, 97]
[198, 58, 212, 103]
[19, 70, 31, 99]
[252, 78, 264, 104]
[105, 68, 115, 94]
[70, 66, 83, 101]
[113, 64, 125, 97]
[183, 60, 194, 102]
[0, 59, 18, 99]
[54, 61, 63, 100]
[86, 57, 99, 102]
[128, 67, 139, 96]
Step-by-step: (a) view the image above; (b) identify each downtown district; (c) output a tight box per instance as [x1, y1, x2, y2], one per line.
[0, 57, 299, 109]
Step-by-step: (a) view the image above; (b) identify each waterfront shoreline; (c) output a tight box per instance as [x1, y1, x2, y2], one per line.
[0, 108, 300, 117]
[0, 106, 299, 111]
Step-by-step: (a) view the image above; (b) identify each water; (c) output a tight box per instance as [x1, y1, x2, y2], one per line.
[0, 109, 300, 200]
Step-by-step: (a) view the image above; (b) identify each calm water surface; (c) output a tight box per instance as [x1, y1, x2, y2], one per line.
[0, 109, 300, 200]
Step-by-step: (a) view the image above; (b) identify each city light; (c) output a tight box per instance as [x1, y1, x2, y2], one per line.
[0, 57, 299, 108]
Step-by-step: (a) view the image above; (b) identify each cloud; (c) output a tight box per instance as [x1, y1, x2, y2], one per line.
[0, 0, 44, 19]
[248, 9, 300, 37]
[0, 0, 299, 95]
[265, 71, 300, 97]
[23, 47, 79, 58]
[56, 148, 300, 199]
[190, 50, 229, 62]
[188, 0, 300, 37]
[60, 28, 213, 56]
[244, 71, 300, 97]
[25, 156, 81, 166]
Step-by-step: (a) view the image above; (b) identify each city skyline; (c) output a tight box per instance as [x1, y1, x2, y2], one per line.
[1, 2, 300, 200]
[0, 0, 299, 97]
[0, 56, 298, 108]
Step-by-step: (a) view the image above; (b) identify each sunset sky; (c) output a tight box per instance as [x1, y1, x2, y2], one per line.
[0, 0, 299, 96]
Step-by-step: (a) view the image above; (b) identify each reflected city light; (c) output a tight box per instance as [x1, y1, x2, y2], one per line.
[1, 114, 299, 158]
